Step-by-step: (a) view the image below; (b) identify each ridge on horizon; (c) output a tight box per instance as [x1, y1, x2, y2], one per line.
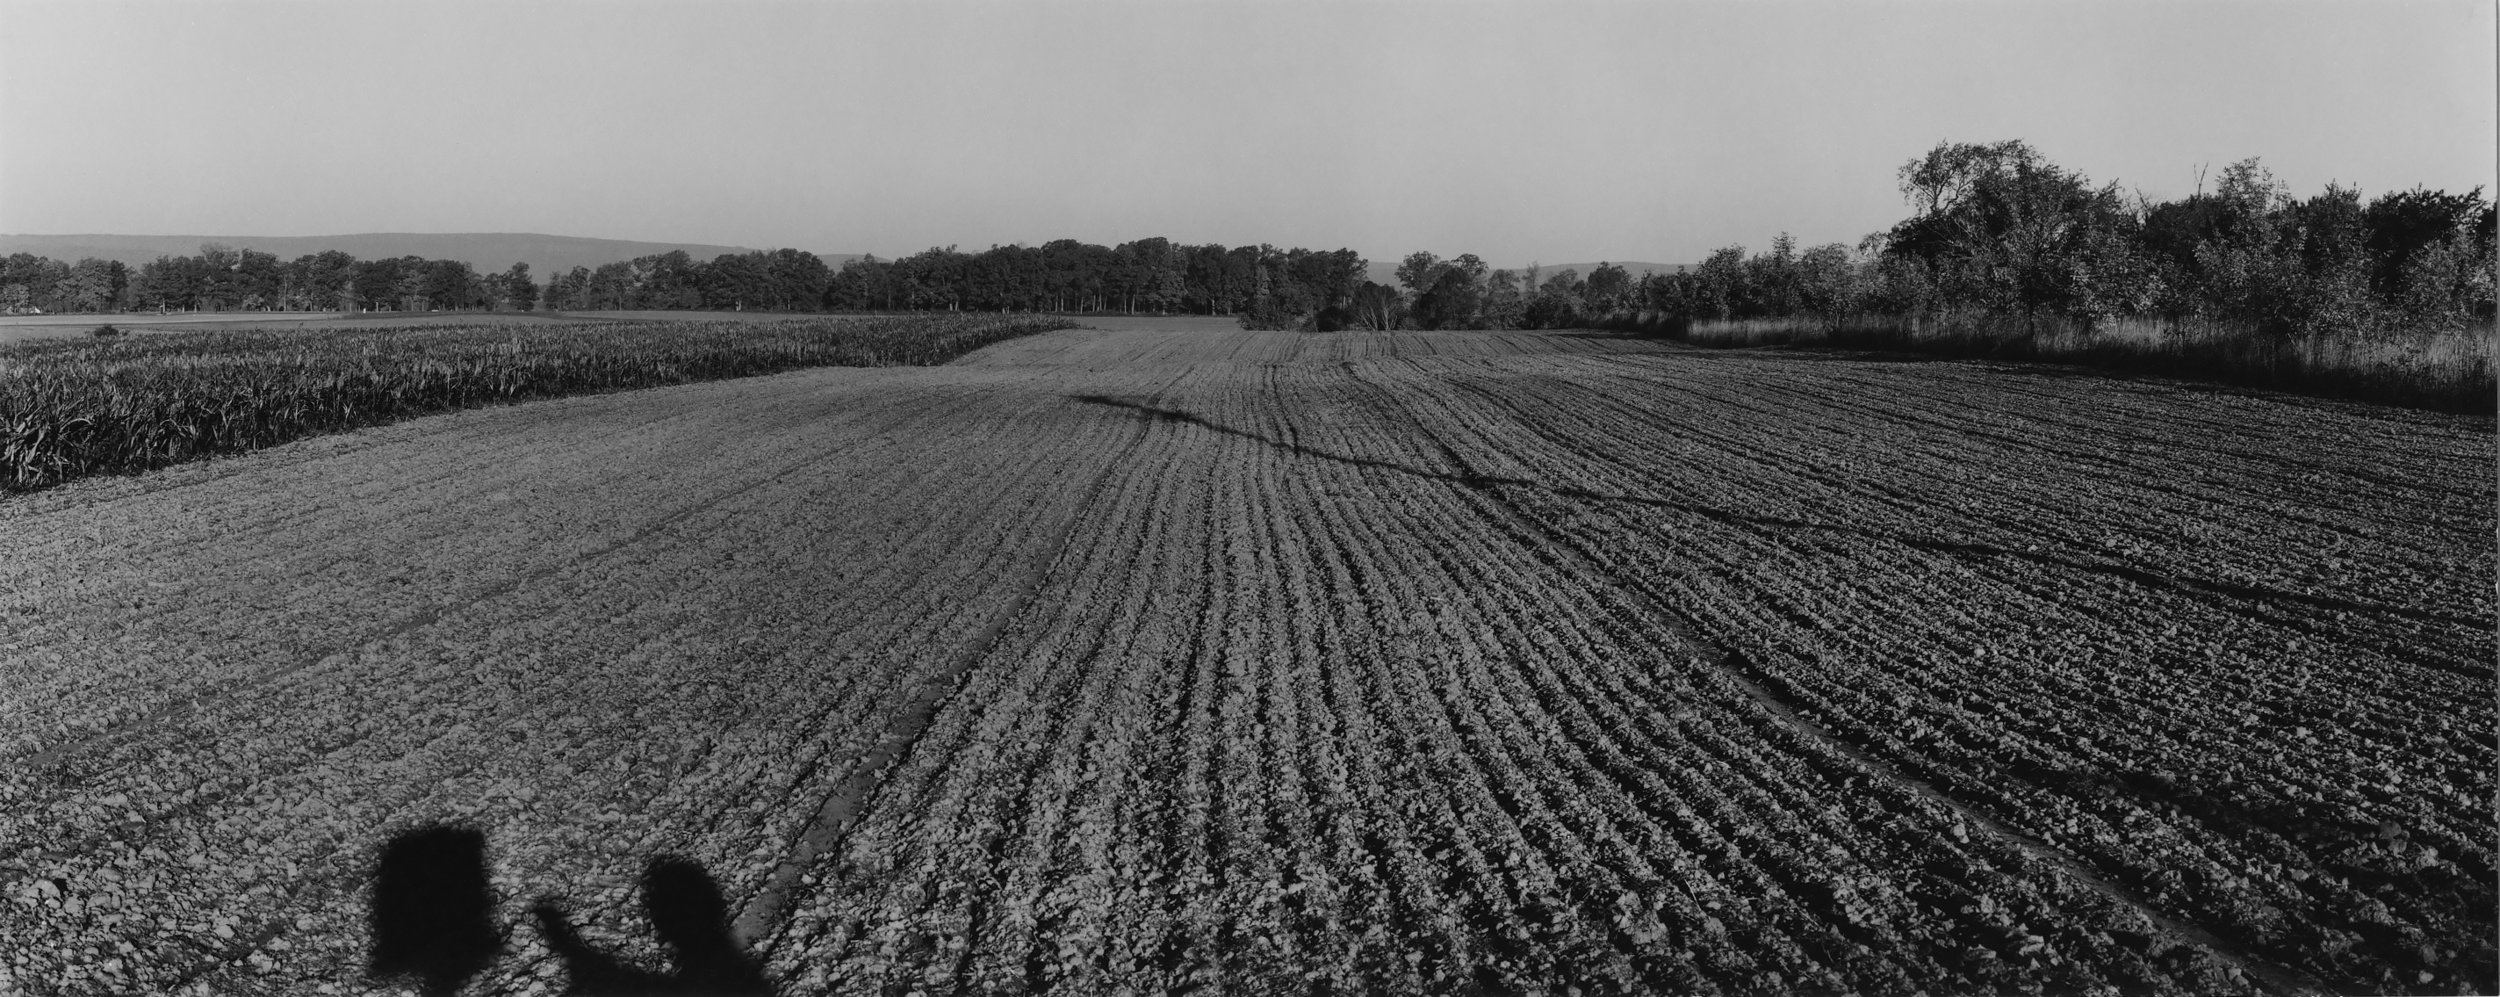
[0, 231, 866, 281]
[3, 230, 731, 239]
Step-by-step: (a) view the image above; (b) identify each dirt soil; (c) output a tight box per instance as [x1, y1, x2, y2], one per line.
[0, 324, 2488, 996]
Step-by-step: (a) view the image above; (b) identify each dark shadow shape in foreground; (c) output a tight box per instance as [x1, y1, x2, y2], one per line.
[369, 824, 501, 997]
[532, 856, 774, 996]
[1067, 393, 2482, 637]
[369, 825, 773, 996]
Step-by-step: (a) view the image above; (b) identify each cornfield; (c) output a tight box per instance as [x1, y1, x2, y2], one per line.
[0, 314, 1075, 492]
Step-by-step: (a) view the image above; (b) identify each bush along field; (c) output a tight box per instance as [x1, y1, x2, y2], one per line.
[0, 314, 1076, 492]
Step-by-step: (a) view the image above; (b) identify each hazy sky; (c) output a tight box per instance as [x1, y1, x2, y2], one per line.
[1, 1, 2491, 265]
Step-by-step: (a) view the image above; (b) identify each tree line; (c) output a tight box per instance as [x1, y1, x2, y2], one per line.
[523, 240, 1372, 324]
[1379, 142, 2496, 337]
[0, 245, 845, 316]
[10, 141, 2487, 335]
[0, 246, 544, 315]
[808, 141, 2495, 338]
[0, 238, 1376, 328]
[819, 239, 1367, 329]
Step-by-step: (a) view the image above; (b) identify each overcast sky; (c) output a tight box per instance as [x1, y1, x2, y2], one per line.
[1, 1, 2491, 265]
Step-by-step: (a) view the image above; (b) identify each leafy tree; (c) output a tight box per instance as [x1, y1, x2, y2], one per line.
[195, 243, 242, 310]
[2362, 186, 2492, 300]
[1899, 140, 2040, 217]
[1582, 262, 1632, 315]
[1523, 268, 1584, 328]
[1794, 244, 1863, 326]
[1887, 141, 2148, 328]
[229, 250, 281, 310]
[1412, 267, 1484, 329]
[58, 258, 126, 312]
[1481, 269, 1526, 329]
[583, 262, 636, 309]
[1395, 251, 1446, 295]
[765, 250, 831, 311]
[1185, 243, 1253, 316]
[703, 253, 770, 311]
[1349, 281, 1406, 331]
[289, 251, 359, 311]
[1746, 235, 1802, 315]
[0, 253, 68, 312]
[132, 255, 203, 311]
[498, 263, 537, 311]
[1691, 247, 1747, 319]
[627, 251, 704, 310]
[543, 266, 590, 311]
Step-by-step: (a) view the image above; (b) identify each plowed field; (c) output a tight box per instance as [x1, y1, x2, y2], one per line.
[1, 321, 2489, 996]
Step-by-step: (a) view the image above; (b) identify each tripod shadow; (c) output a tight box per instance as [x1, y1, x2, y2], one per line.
[368, 823, 773, 996]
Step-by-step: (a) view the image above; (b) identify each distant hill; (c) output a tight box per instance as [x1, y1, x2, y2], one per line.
[0, 233, 863, 279]
[1533, 261, 1689, 280]
[1361, 259, 1688, 287]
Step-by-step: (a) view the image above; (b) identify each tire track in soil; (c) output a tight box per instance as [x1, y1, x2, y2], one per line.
[1340, 361, 2335, 997]
[733, 374, 1183, 953]
[8, 394, 967, 780]
[1426, 370, 2487, 646]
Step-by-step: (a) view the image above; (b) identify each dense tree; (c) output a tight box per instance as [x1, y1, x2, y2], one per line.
[292, 251, 360, 311]
[496, 263, 538, 311]
[1349, 282, 1406, 331]
[57, 258, 128, 312]
[1520, 268, 1584, 329]
[1, 253, 67, 313]
[1481, 269, 1526, 329]
[813, 238, 1364, 322]
[1691, 247, 1747, 320]
[1601, 142, 2498, 338]
[1883, 145, 2155, 328]
[1395, 251, 1446, 295]
[131, 255, 203, 311]
[1582, 262, 1633, 315]
[1185, 243, 1254, 315]
[1794, 243, 1864, 327]
[2362, 186, 2495, 308]
[702, 253, 770, 311]
[543, 266, 588, 310]
[1412, 267, 1483, 329]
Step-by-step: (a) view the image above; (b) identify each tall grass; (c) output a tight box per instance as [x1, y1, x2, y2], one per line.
[0, 314, 1075, 493]
[1602, 311, 2495, 413]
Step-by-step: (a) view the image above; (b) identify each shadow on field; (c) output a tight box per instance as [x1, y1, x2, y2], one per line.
[1068, 393, 2479, 635]
[369, 824, 774, 996]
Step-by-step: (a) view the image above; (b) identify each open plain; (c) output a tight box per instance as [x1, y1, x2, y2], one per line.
[0, 319, 2489, 995]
